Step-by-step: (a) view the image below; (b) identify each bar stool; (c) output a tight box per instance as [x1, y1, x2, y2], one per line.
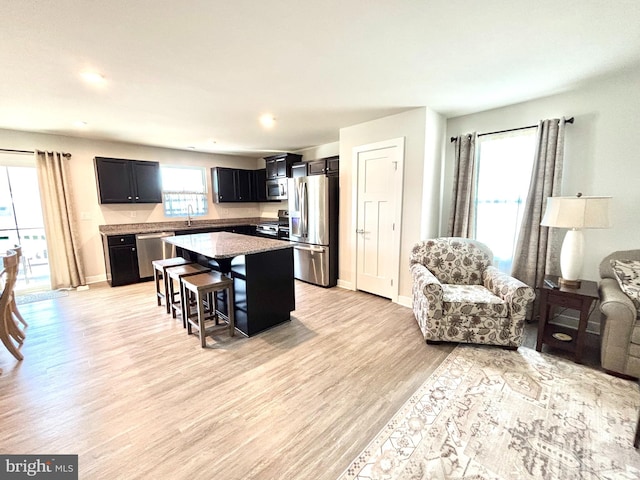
[166, 264, 211, 325]
[152, 257, 192, 313]
[181, 272, 235, 347]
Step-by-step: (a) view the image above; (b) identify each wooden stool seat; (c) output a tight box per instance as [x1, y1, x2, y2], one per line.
[166, 264, 211, 324]
[181, 272, 235, 347]
[153, 257, 192, 313]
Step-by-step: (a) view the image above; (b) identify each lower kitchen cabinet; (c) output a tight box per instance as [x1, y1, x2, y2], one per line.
[102, 234, 140, 287]
[102, 224, 259, 287]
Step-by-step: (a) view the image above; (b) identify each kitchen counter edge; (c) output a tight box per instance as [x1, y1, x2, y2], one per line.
[98, 217, 275, 236]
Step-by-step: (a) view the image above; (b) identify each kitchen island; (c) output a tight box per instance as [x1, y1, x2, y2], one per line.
[164, 232, 294, 336]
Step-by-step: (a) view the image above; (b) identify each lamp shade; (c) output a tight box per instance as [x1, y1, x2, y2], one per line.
[540, 195, 611, 229]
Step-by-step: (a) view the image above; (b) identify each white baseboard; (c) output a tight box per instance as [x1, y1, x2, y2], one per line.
[337, 279, 354, 290]
[85, 274, 107, 285]
[397, 295, 412, 308]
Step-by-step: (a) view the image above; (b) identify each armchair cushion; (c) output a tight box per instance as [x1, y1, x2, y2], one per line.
[441, 284, 508, 317]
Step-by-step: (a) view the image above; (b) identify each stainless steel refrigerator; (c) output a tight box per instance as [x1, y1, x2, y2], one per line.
[288, 175, 339, 287]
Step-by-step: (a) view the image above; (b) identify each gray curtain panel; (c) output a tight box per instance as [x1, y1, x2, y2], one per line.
[512, 118, 567, 289]
[35, 151, 86, 289]
[447, 133, 477, 238]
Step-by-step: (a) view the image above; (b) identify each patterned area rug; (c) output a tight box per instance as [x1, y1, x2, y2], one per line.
[15, 289, 68, 305]
[339, 345, 640, 480]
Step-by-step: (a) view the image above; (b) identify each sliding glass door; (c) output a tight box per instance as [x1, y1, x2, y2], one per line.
[0, 156, 51, 292]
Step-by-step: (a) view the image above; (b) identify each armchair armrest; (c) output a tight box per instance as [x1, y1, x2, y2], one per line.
[410, 263, 443, 319]
[483, 266, 535, 317]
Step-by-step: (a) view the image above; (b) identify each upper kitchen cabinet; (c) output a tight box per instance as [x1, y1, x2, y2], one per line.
[94, 157, 162, 204]
[252, 168, 268, 202]
[211, 167, 253, 203]
[264, 153, 302, 179]
[308, 155, 339, 177]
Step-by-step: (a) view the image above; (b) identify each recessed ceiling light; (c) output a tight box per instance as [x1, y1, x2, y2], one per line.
[80, 71, 106, 85]
[259, 114, 276, 128]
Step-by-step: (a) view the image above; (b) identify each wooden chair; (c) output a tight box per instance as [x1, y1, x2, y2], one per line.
[165, 264, 211, 325]
[1, 250, 24, 361]
[182, 272, 235, 347]
[152, 257, 192, 313]
[11, 245, 28, 327]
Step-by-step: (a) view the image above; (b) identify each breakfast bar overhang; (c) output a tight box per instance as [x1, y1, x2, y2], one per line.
[164, 232, 295, 336]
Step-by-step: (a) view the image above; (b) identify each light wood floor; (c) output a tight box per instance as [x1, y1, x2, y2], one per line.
[0, 281, 455, 479]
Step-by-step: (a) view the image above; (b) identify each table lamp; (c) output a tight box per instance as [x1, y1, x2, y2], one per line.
[540, 193, 611, 288]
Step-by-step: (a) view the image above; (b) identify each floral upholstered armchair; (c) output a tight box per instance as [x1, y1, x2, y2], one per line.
[410, 237, 535, 348]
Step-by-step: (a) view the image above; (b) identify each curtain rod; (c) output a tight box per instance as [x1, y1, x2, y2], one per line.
[0, 148, 71, 157]
[450, 116, 574, 142]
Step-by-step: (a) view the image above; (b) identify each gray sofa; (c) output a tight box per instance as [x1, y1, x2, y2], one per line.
[598, 249, 640, 378]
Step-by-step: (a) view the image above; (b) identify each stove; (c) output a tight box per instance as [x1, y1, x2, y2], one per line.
[255, 209, 289, 240]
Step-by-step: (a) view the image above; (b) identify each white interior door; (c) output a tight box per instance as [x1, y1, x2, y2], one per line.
[354, 138, 404, 299]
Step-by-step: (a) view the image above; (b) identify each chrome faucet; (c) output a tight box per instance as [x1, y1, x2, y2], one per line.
[187, 204, 194, 227]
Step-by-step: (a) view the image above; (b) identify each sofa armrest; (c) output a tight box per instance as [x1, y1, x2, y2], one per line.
[483, 266, 535, 317]
[410, 263, 443, 318]
[599, 277, 637, 325]
[599, 277, 638, 374]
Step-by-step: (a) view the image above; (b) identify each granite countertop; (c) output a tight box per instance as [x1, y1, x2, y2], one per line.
[164, 231, 291, 259]
[98, 217, 275, 236]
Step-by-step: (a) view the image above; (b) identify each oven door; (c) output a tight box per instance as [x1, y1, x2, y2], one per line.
[266, 178, 287, 200]
[255, 224, 279, 238]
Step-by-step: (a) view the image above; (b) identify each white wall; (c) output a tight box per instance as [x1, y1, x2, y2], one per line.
[443, 66, 640, 282]
[294, 141, 339, 161]
[0, 128, 286, 283]
[339, 107, 444, 302]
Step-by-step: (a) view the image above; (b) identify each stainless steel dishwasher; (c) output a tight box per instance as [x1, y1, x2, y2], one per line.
[135, 232, 175, 278]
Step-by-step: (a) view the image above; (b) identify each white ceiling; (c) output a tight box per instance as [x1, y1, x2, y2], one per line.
[2, 1, 640, 157]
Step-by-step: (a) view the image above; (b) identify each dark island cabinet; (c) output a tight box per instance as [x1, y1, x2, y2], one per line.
[228, 249, 295, 336]
[95, 157, 162, 204]
[102, 234, 139, 287]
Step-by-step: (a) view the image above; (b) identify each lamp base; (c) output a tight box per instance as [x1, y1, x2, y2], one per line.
[559, 277, 582, 289]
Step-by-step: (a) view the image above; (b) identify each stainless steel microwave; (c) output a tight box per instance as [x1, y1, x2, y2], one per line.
[266, 177, 287, 200]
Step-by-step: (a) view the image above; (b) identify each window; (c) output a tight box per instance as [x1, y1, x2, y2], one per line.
[474, 128, 537, 274]
[161, 166, 208, 217]
[0, 153, 51, 292]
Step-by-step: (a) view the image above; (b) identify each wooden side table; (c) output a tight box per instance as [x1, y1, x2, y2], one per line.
[536, 275, 599, 364]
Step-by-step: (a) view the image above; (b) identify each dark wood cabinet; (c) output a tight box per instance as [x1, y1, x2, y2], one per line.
[229, 249, 295, 336]
[291, 162, 307, 178]
[307, 159, 326, 176]
[95, 157, 162, 204]
[252, 168, 268, 201]
[264, 153, 302, 179]
[307, 156, 339, 177]
[211, 167, 254, 203]
[102, 234, 139, 287]
[326, 155, 339, 176]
